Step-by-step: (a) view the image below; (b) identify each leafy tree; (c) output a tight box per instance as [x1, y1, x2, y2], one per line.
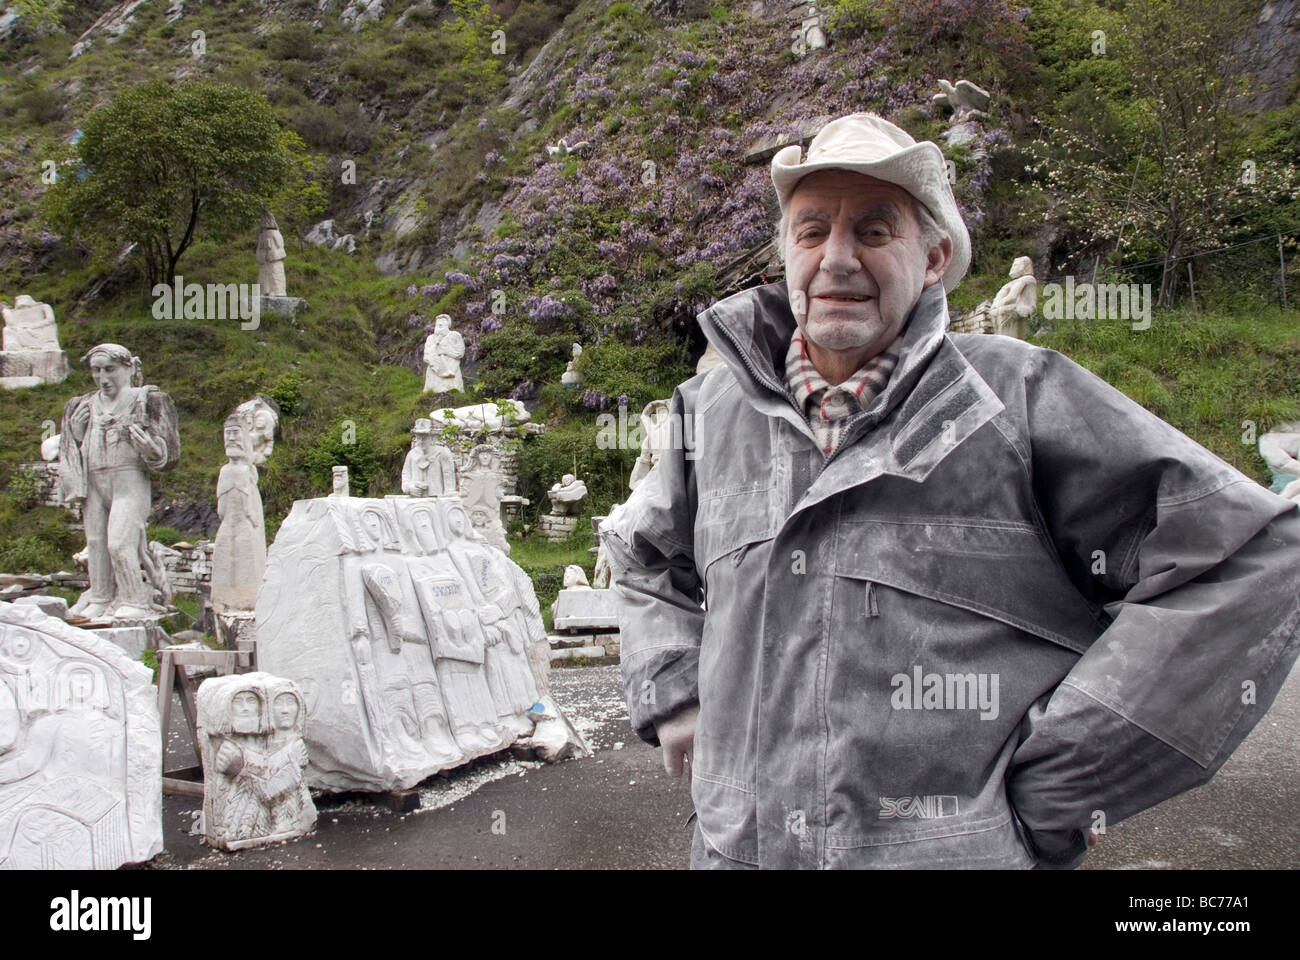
[1033, 0, 1297, 307]
[43, 80, 320, 290]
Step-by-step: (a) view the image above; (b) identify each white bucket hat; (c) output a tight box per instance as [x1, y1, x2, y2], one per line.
[771, 113, 971, 292]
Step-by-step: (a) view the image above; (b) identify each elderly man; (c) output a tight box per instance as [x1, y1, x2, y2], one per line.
[600, 113, 1300, 869]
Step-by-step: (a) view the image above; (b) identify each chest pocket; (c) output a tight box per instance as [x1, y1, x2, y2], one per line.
[694, 483, 778, 587]
[833, 517, 1104, 654]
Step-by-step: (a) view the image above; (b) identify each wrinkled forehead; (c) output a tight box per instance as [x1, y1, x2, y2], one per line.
[787, 170, 918, 221]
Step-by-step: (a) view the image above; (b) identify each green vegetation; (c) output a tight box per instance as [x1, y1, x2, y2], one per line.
[43, 80, 323, 288]
[1034, 302, 1300, 482]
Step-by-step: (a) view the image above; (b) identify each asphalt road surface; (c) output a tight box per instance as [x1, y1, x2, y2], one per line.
[148, 661, 1299, 870]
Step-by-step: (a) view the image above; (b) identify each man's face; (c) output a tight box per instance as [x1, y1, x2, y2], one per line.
[89, 357, 130, 399]
[784, 171, 949, 360]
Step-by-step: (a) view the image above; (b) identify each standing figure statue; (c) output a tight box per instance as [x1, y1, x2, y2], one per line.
[989, 256, 1038, 339]
[212, 398, 279, 612]
[423, 314, 465, 394]
[401, 418, 457, 497]
[460, 444, 510, 553]
[256, 210, 287, 298]
[58, 344, 180, 619]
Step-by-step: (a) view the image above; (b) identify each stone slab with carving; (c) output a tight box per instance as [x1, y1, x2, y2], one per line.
[256, 496, 557, 792]
[0, 601, 162, 869]
[461, 444, 511, 553]
[197, 671, 317, 851]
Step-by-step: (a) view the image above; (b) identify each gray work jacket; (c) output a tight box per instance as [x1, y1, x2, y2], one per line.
[601, 280, 1300, 869]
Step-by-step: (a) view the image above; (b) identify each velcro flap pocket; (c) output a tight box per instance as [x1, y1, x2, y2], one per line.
[835, 518, 1101, 654]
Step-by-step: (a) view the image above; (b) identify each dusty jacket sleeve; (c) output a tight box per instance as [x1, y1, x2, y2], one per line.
[1007, 348, 1300, 867]
[600, 385, 703, 746]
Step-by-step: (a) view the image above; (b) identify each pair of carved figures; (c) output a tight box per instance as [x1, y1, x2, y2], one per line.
[58, 344, 180, 620]
[197, 672, 316, 851]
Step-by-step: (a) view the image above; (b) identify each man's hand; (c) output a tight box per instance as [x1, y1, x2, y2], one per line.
[655, 704, 698, 778]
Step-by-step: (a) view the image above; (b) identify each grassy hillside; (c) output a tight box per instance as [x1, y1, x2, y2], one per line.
[0, 0, 1296, 579]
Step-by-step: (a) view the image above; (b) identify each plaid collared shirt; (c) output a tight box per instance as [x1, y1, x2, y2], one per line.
[783, 328, 902, 456]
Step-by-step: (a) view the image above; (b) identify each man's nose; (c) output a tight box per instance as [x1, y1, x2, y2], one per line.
[820, 222, 861, 274]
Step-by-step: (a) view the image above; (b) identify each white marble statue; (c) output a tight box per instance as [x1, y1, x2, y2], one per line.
[2, 295, 60, 352]
[563, 564, 591, 589]
[546, 138, 591, 159]
[430, 399, 529, 434]
[989, 256, 1038, 339]
[401, 418, 456, 497]
[197, 672, 317, 851]
[932, 78, 992, 113]
[1, 294, 69, 388]
[423, 314, 465, 394]
[212, 398, 279, 613]
[256, 496, 568, 792]
[331, 466, 350, 498]
[0, 601, 162, 868]
[1260, 423, 1300, 501]
[561, 342, 582, 387]
[255, 210, 287, 298]
[461, 444, 510, 553]
[58, 344, 180, 620]
[629, 398, 672, 491]
[696, 342, 724, 375]
[547, 474, 588, 516]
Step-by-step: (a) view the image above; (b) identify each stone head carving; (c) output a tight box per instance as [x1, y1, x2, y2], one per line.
[435, 314, 451, 335]
[55, 661, 109, 713]
[224, 418, 252, 463]
[81, 343, 143, 397]
[1008, 256, 1034, 280]
[332, 465, 350, 497]
[227, 396, 279, 465]
[231, 689, 263, 734]
[268, 682, 306, 735]
[260, 209, 279, 232]
[358, 505, 400, 552]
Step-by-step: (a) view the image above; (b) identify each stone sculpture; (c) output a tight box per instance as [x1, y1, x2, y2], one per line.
[932, 78, 992, 113]
[1, 295, 69, 388]
[331, 466, 350, 498]
[3, 294, 60, 351]
[401, 418, 456, 497]
[197, 672, 317, 851]
[430, 399, 530, 434]
[423, 314, 465, 394]
[561, 342, 582, 387]
[547, 474, 588, 516]
[460, 444, 510, 553]
[212, 398, 279, 614]
[546, 138, 591, 159]
[989, 256, 1038, 339]
[58, 344, 180, 620]
[629, 398, 673, 490]
[0, 601, 162, 869]
[696, 342, 724, 375]
[1260, 424, 1300, 501]
[255, 210, 287, 298]
[256, 496, 562, 792]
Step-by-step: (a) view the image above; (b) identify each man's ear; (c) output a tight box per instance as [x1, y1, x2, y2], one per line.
[923, 235, 953, 288]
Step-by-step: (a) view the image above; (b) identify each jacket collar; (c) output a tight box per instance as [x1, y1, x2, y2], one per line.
[696, 280, 1005, 504]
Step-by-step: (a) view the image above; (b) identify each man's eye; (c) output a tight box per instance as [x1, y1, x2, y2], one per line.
[860, 224, 893, 243]
[797, 229, 825, 244]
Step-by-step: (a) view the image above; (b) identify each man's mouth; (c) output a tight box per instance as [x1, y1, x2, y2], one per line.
[814, 293, 874, 304]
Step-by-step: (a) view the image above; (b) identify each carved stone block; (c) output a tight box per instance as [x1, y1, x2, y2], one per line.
[0, 601, 162, 869]
[197, 671, 317, 851]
